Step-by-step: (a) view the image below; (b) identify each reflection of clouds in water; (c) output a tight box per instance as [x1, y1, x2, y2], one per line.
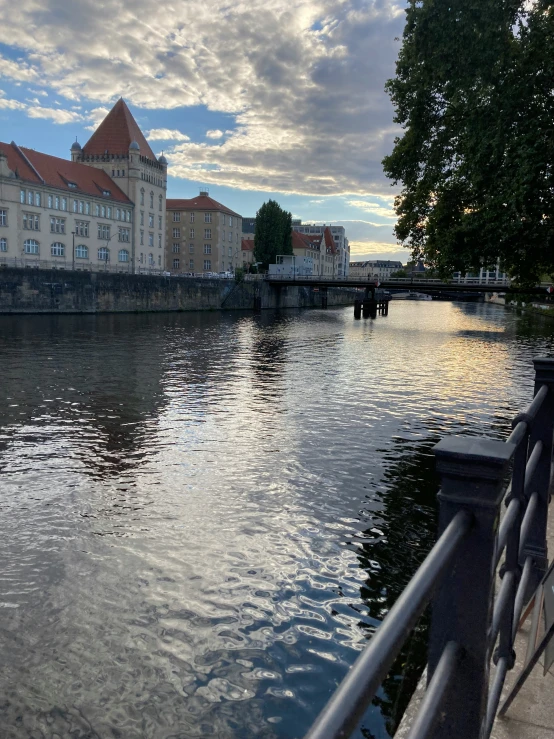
[0, 302, 552, 738]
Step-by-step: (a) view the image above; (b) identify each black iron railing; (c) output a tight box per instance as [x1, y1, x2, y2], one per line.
[306, 357, 554, 739]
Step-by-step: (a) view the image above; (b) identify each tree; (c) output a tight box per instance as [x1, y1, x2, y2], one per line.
[383, 1, 554, 284]
[254, 200, 293, 269]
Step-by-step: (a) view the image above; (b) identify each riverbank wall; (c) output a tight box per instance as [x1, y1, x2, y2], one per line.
[0, 268, 358, 314]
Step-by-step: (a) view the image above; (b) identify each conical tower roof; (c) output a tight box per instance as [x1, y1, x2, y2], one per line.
[82, 98, 156, 160]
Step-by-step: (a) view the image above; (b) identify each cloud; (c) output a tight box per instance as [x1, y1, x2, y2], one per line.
[206, 129, 224, 139]
[346, 198, 396, 219]
[0, 0, 406, 197]
[84, 106, 111, 131]
[0, 90, 26, 110]
[146, 128, 190, 141]
[26, 106, 84, 124]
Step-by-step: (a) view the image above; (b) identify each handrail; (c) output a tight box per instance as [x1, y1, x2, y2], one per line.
[305, 510, 472, 739]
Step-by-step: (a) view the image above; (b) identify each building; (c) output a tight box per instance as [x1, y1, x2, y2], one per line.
[291, 228, 337, 277]
[166, 192, 242, 274]
[241, 217, 256, 236]
[349, 260, 403, 280]
[0, 98, 166, 274]
[241, 238, 255, 269]
[269, 254, 313, 277]
[293, 222, 350, 276]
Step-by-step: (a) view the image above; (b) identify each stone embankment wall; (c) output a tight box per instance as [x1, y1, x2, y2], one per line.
[0, 268, 358, 314]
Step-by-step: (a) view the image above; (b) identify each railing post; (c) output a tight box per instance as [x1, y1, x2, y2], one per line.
[427, 436, 515, 739]
[521, 358, 554, 596]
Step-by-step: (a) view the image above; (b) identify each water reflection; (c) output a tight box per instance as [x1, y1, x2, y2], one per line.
[0, 303, 552, 738]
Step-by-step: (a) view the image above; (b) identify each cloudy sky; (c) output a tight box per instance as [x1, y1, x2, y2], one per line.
[0, 0, 408, 261]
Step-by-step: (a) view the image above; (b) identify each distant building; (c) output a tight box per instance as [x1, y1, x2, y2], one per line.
[269, 254, 313, 277]
[241, 217, 256, 236]
[241, 237, 255, 269]
[166, 193, 242, 274]
[349, 260, 403, 280]
[293, 222, 350, 276]
[292, 228, 337, 277]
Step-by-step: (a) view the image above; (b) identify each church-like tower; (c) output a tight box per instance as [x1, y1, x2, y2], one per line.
[73, 98, 167, 272]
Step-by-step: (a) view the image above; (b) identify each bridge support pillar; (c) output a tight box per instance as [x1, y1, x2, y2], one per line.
[354, 299, 361, 319]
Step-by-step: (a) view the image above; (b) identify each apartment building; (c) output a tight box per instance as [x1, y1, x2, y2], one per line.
[166, 193, 242, 274]
[291, 227, 337, 276]
[349, 260, 403, 280]
[0, 98, 166, 273]
[293, 221, 350, 276]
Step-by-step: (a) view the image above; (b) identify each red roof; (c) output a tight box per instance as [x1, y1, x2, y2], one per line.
[167, 195, 241, 218]
[241, 238, 255, 251]
[0, 141, 132, 204]
[83, 98, 157, 160]
[323, 226, 336, 254]
[292, 230, 320, 250]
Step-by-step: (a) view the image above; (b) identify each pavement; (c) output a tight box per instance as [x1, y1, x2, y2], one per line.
[491, 510, 554, 739]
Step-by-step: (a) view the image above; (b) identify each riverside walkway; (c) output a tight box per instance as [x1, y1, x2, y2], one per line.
[305, 358, 554, 739]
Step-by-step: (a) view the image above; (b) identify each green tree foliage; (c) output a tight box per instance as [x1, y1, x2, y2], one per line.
[254, 200, 293, 268]
[383, 1, 554, 284]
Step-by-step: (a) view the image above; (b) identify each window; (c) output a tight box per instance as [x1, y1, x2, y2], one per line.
[139, 253, 143, 263]
[24, 239, 39, 254]
[118, 227, 130, 243]
[27, 191, 33, 205]
[73, 200, 78, 213]
[98, 224, 110, 240]
[94, 204, 100, 216]
[118, 249, 129, 262]
[173, 212, 180, 222]
[148, 233, 153, 247]
[126, 210, 130, 222]
[158, 234, 162, 248]
[35, 193, 41, 207]
[158, 216, 162, 230]
[23, 213, 40, 230]
[122, 170, 125, 177]
[159, 194, 162, 211]
[203, 260, 211, 270]
[50, 217, 65, 234]
[189, 244, 194, 253]
[228, 247, 232, 257]
[204, 229, 211, 239]
[172, 244, 180, 253]
[116, 208, 120, 220]
[140, 211, 144, 226]
[0, 209, 7, 226]
[158, 255, 161, 266]
[75, 244, 88, 259]
[48, 195, 53, 209]
[150, 192, 154, 208]
[172, 228, 180, 238]
[0, 237, 6, 252]
[98, 247, 110, 261]
[229, 216, 233, 227]
[75, 221, 89, 237]
[222, 214, 226, 226]
[204, 212, 212, 223]
[61, 198, 67, 211]
[102, 190, 110, 197]
[51, 242, 65, 257]
[85, 202, 90, 215]
[148, 214, 154, 228]
[140, 189, 144, 205]
[173, 258, 180, 269]
[190, 213, 195, 223]
[229, 232, 232, 242]
[204, 244, 211, 254]
[149, 253, 154, 266]
[55, 196, 60, 210]
[190, 228, 194, 238]
[101, 205, 106, 218]
[222, 230, 225, 241]
[140, 230, 144, 245]
[189, 258, 194, 269]
[20, 190, 25, 204]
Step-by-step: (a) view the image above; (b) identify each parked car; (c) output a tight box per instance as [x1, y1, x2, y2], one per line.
[218, 271, 234, 278]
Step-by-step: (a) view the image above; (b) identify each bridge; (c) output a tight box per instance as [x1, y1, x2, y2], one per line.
[264, 274, 552, 295]
[305, 358, 554, 739]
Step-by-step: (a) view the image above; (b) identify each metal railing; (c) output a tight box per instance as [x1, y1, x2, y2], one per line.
[306, 357, 554, 739]
[265, 274, 513, 286]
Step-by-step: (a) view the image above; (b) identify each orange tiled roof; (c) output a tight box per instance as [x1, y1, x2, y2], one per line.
[167, 195, 241, 218]
[82, 98, 157, 160]
[292, 230, 320, 250]
[323, 226, 336, 254]
[0, 141, 132, 204]
[241, 238, 255, 251]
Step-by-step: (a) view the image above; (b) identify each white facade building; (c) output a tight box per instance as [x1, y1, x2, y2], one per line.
[293, 222, 350, 276]
[349, 260, 403, 281]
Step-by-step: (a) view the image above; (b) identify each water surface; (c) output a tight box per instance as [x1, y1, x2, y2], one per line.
[0, 302, 552, 738]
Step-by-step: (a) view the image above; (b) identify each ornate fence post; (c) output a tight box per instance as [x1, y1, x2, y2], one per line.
[427, 436, 515, 739]
[521, 358, 554, 597]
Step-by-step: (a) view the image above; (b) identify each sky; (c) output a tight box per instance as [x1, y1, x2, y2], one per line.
[0, 0, 409, 262]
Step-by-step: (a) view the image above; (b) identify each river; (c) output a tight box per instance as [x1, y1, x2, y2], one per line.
[0, 302, 552, 739]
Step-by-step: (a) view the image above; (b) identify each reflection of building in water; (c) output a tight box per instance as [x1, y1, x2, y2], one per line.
[0, 314, 169, 479]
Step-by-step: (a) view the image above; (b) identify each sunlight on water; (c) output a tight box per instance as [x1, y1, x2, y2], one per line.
[0, 302, 552, 738]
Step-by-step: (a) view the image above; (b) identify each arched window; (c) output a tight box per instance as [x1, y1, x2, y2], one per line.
[159, 194, 162, 211]
[150, 191, 154, 209]
[75, 244, 88, 259]
[118, 249, 129, 262]
[98, 247, 110, 261]
[24, 239, 39, 254]
[148, 253, 154, 265]
[51, 242, 65, 257]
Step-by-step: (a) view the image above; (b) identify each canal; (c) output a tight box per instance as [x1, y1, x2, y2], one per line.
[0, 302, 552, 738]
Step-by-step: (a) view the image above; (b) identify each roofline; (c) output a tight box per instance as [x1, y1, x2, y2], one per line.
[11, 141, 45, 183]
[167, 199, 242, 218]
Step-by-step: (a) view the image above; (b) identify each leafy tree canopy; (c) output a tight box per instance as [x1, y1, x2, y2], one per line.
[383, 1, 554, 284]
[254, 200, 293, 269]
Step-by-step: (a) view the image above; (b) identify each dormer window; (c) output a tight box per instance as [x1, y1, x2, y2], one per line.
[102, 189, 111, 196]
[68, 182, 78, 189]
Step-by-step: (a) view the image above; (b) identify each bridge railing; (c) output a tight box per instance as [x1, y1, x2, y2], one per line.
[264, 274, 513, 286]
[306, 357, 554, 739]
